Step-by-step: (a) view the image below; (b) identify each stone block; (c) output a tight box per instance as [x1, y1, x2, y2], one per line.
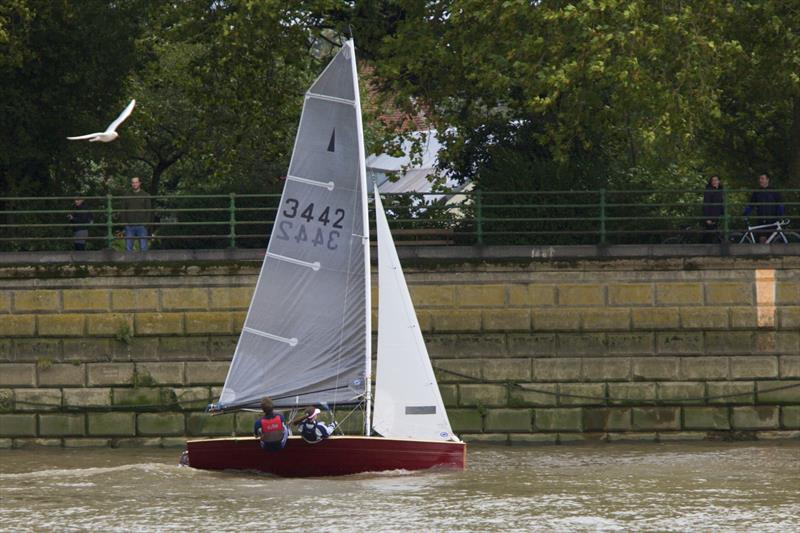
[0, 339, 10, 361]
[730, 307, 758, 329]
[65, 439, 112, 448]
[780, 307, 800, 329]
[455, 284, 505, 307]
[581, 309, 631, 331]
[0, 291, 9, 313]
[113, 387, 168, 407]
[209, 287, 254, 310]
[63, 289, 110, 311]
[606, 333, 654, 355]
[777, 282, 800, 304]
[754, 332, 799, 355]
[137, 413, 185, 436]
[608, 382, 656, 405]
[705, 332, 753, 355]
[458, 384, 508, 407]
[234, 413, 254, 435]
[158, 337, 208, 360]
[185, 362, 230, 385]
[0, 415, 37, 436]
[482, 309, 531, 332]
[508, 284, 556, 306]
[187, 413, 234, 436]
[482, 359, 531, 381]
[111, 338, 159, 361]
[14, 290, 59, 311]
[447, 409, 483, 432]
[134, 313, 184, 335]
[0, 389, 10, 412]
[731, 406, 779, 430]
[433, 359, 482, 382]
[509, 384, 558, 407]
[533, 408, 583, 431]
[557, 333, 606, 356]
[161, 288, 209, 310]
[207, 336, 239, 360]
[37, 314, 85, 336]
[581, 357, 631, 381]
[88, 412, 136, 436]
[136, 362, 184, 385]
[170, 387, 211, 411]
[756, 381, 800, 404]
[657, 333, 704, 354]
[62, 339, 113, 361]
[683, 407, 730, 430]
[39, 414, 86, 436]
[185, 312, 234, 335]
[14, 388, 62, 411]
[608, 284, 653, 306]
[657, 382, 705, 405]
[705, 282, 753, 305]
[607, 432, 657, 442]
[111, 289, 159, 311]
[730, 356, 778, 379]
[707, 381, 754, 405]
[484, 409, 532, 431]
[460, 433, 508, 444]
[509, 434, 558, 445]
[558, 432, 608, 444]
[63, 388, 111, 408]
[558, 284, 605, 306]
[680, 357, 729, 380]
[86, 314, 134, 336]
[432, 310, 482, 332]
[558, 383, 605, 406]
[583, 408, 632, 431]
[507, 334, 555, 357]
[88, 363, 135, 386]
[782, 406, 800, 429]
[679, 308, 729, 330]
[780, 356, 800, 379]
[532, 309, 581, 331]
[655, 283, 703, 305]
[112, 437, 164, 448]
[439, 384, 458, 406]
[0, 438, 12, 448]
[632, 357, 679, 380]
[0, 315, 36, 336]
[632, 407, 680, 430]
[631, 308, 680, 330]
[414, 310, 433, 332]
[534, 358, 581, 381]
[0, 364, 36, 386]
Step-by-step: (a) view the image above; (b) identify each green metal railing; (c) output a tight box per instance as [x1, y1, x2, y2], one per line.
[1, 189, 798, 251]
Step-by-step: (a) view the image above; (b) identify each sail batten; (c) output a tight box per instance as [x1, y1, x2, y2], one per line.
[285, 175, 335, 190]
[306, 92, 356, 106]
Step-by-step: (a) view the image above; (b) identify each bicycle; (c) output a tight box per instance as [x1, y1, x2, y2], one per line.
[735, 219, 800, 244]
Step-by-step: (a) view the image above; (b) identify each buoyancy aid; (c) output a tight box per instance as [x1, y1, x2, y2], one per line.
[259, 415, 285, 443]
[299, 419, 330, 443]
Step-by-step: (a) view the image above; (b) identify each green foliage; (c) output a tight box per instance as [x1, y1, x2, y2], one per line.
[115, 323, 133, 345]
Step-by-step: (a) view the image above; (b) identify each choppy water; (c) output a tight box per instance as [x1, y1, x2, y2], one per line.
[1, 441, 798, 532]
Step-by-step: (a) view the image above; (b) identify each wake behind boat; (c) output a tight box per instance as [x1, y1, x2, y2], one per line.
[182, 39, 465, 476]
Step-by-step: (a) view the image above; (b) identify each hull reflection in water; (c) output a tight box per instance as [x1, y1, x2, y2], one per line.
[185, 436, 466, 477]
[1, 442, 798, 532]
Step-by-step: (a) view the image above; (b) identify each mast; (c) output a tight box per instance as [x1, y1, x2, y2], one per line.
[347, 39, 372, 436]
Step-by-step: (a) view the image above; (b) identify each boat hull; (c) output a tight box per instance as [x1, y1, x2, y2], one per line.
[184, 436, 466, 477]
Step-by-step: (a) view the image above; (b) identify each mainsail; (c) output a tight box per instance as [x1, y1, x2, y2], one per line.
[218, 41, 370, 410]
[372, 192, 456, 441]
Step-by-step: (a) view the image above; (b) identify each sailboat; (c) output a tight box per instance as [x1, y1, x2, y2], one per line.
[182, 40, 465, 477]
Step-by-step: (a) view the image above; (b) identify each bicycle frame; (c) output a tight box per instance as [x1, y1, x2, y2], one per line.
[738, 219, 792, 244]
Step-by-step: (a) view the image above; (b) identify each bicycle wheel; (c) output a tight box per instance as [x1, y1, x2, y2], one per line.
[785, 231, 800, 243]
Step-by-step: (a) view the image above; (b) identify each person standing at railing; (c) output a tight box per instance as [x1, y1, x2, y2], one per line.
[119, 176, 152, 251]
[743, 173, 784, 243]
[67, 197, 93, 250]
[702, 174, 724, 243]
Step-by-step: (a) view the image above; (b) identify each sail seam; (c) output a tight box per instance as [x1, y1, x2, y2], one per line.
[286, 175, 335, 191]
[306, 92, 356, 106]
[266, 252, 321, 271]
[242, 326, 298, 347]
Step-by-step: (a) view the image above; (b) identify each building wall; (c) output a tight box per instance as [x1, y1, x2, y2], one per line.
[1, 251, 798, 447]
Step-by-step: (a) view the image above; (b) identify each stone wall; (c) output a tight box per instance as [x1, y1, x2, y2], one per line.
[0, 248, 798, 447]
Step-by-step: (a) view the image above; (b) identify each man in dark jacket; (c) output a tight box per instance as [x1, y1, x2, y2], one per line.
[743, 173, 784, 243]
[702, 175, 724, 243]
[120, 177, 152, 251]
[67, 198, 93, 250]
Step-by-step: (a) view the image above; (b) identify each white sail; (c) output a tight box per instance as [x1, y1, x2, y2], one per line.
[372, 192, 456, 441]
[218, 41, 370, 410]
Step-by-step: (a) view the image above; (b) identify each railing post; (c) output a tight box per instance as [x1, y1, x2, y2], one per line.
[722, 188, 729, 243]
[475, 191, 483, 245]
[106, 194, 114, 249]
[228, 193, 236, 248]
[599, 188, 606, 244]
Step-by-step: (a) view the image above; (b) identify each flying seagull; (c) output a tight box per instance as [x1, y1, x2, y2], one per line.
[67, 99, 136, 142]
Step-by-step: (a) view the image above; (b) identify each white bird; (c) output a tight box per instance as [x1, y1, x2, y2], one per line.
[67, 99, 136, 142]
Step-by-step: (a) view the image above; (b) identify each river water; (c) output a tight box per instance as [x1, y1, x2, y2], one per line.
[1, 441, 797, 532]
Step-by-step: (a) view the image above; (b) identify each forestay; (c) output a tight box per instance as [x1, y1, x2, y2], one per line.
[372, 192, 456, 441]
[218, 42, 369, 410]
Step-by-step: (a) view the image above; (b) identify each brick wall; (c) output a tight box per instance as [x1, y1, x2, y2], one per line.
[0, 252, 798, 447]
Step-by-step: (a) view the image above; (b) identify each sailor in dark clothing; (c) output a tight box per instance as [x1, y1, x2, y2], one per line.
[67, 198, 93, 250]
[254, 397, 289, 451]
[743, 173, 784, 243]
[294, 406, 336, 444]
[702, 175, 724, 243]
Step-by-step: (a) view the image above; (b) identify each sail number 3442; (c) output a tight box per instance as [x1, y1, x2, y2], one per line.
[276, 198, 346, 250]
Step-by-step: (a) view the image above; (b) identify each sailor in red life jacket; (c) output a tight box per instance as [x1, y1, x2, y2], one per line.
[294, 406, 337, 444]
[254, 397, 289, 451]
